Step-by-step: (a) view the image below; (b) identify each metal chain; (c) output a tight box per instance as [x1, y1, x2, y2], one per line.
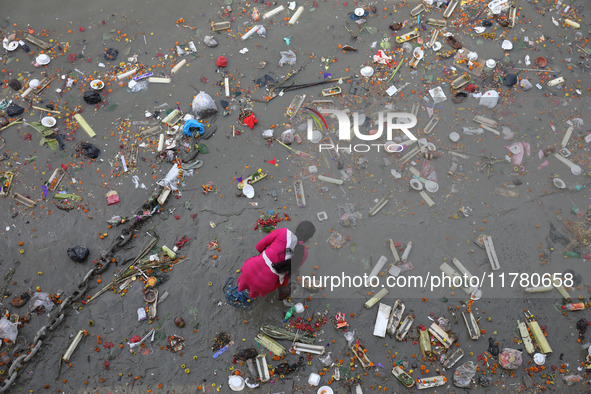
[0, 193, 162, 393]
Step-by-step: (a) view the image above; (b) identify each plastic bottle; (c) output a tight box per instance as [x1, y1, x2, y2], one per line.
[569, 184, 586, 191]
[283, 306, 296, 322]
[562, 303, 585, 311]
[564, 250, 581, 258]
[18, 40, 30, 53]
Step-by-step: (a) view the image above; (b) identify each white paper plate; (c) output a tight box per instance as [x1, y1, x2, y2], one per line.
[41, 116, 56, 128]
[242, 184, 255, 198]
[90, 79, 104, 90]
[474, 27, 486, 34]
[449, 132, 460, 142]
[552, 178, 566, 189]
[501, 40, 513, 50]
[410, 178, 423, 191]
[413, 47, 424, 60]
[317, 386, 334, 394]
[7, 41, 19, 51]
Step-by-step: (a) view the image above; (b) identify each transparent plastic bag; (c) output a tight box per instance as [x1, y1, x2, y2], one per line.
[191, 91, 218, 119]
[337, 203, 362, 228]
[0, 317, 18, 342]
[499, 348, 522, 369]
[280, 129, 294, 144]
[319, 352, 333, 366]
[30, 292, 56, 312]
[279, 50, 296, 67]
[453, 361, 476, 388]
[344, 329, 356, 346]
[127, 79, 149, 93]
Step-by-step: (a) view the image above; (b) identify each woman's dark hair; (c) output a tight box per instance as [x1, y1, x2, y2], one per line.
[289, 221, 316, 272]
[273, 222, 316, 276]
[295, 221, 315, 242]
[273, 259, 292, 274]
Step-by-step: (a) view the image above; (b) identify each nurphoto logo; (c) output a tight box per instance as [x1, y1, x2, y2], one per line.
[306, 109, 418, 153]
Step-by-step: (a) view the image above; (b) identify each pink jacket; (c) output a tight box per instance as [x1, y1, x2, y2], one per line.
[237, 228, 308, 298]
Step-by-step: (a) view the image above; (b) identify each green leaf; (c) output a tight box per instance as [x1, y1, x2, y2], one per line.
[47, 140, 58, 152]
[360, 258, 371, 270]
[54, 193, 82, 201]
[365, 26, 377, 35]
[197, 144, 209, 154]
[349, 243, 357, 254]
[28, 122, 48, 135]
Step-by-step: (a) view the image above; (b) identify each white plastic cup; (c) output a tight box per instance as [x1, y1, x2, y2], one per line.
[310, 129, 322, 143]
[533, 353, 546, 365]
[294, 303, 305, 313]
[571, 165, 582, 175]
[308, 372, 321, 386]
[228, 375, 245, 391]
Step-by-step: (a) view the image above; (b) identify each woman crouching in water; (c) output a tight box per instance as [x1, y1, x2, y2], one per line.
[237, 221, 316, 300]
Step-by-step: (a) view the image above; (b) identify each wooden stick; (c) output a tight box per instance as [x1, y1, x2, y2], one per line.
[513, 67, 553, 72]
[282, 76, 351, 92]
[32, 105, 61, 115]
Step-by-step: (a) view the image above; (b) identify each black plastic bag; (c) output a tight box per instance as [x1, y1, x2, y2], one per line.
[104, 48, 118, 61]
[83, 91, 102, 104]
[504, 74, 518, 87]
[67, 246, 89, 262]
[488, 338, 500, 356]
[6, 104, 24, 117]
[8, 79, 21, 91]
[80, 142, 101, 159]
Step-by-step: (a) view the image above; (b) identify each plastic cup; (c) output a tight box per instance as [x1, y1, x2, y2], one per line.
[571, 165, 582, 175]
[410, 179, 423, 191]
[425, 181, 439, 193]
[41, 117, 56, 128]
[228, 375, 245, 391]
[310, 129, 322, 144]
[242, 184, 255, 198]
[35, 54, 50, 66]
[308, 372, 321, 386]
[360, 66, 374, 77]
[533, 353, 546, 365]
